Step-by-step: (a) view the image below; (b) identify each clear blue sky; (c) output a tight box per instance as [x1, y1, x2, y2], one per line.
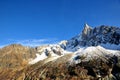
[0, 0, 120, 47]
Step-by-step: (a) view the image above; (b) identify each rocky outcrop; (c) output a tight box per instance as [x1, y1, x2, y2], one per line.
[81, 23, 93, 40]
[9, 55, 119, 80]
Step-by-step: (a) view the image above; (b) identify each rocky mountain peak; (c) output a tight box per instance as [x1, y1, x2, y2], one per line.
[65, 25, 120, 51]
[81, 23, 93, 40]
[84, 23, 92, 29]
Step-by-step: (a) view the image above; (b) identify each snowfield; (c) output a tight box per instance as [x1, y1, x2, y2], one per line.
[29, 45, 120, 64]
[29, 24, 120, 64]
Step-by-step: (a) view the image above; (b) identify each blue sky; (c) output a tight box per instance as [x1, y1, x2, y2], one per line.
[0, 0, 120, 47]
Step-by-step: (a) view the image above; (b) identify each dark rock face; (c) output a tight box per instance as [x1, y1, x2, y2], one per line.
[66, 24, 120, 50]
[87, 25, 120, 46]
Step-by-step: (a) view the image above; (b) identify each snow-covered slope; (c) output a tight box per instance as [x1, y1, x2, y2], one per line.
[29, 44, 71, 64]
[73, 46, 120, 60]
[29, 24, 120, 64]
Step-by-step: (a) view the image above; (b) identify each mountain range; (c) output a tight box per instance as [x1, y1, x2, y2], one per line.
[0, 24, 120, 80]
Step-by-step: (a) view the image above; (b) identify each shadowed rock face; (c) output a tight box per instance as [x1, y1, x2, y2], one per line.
[66, 24, 120, 50]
